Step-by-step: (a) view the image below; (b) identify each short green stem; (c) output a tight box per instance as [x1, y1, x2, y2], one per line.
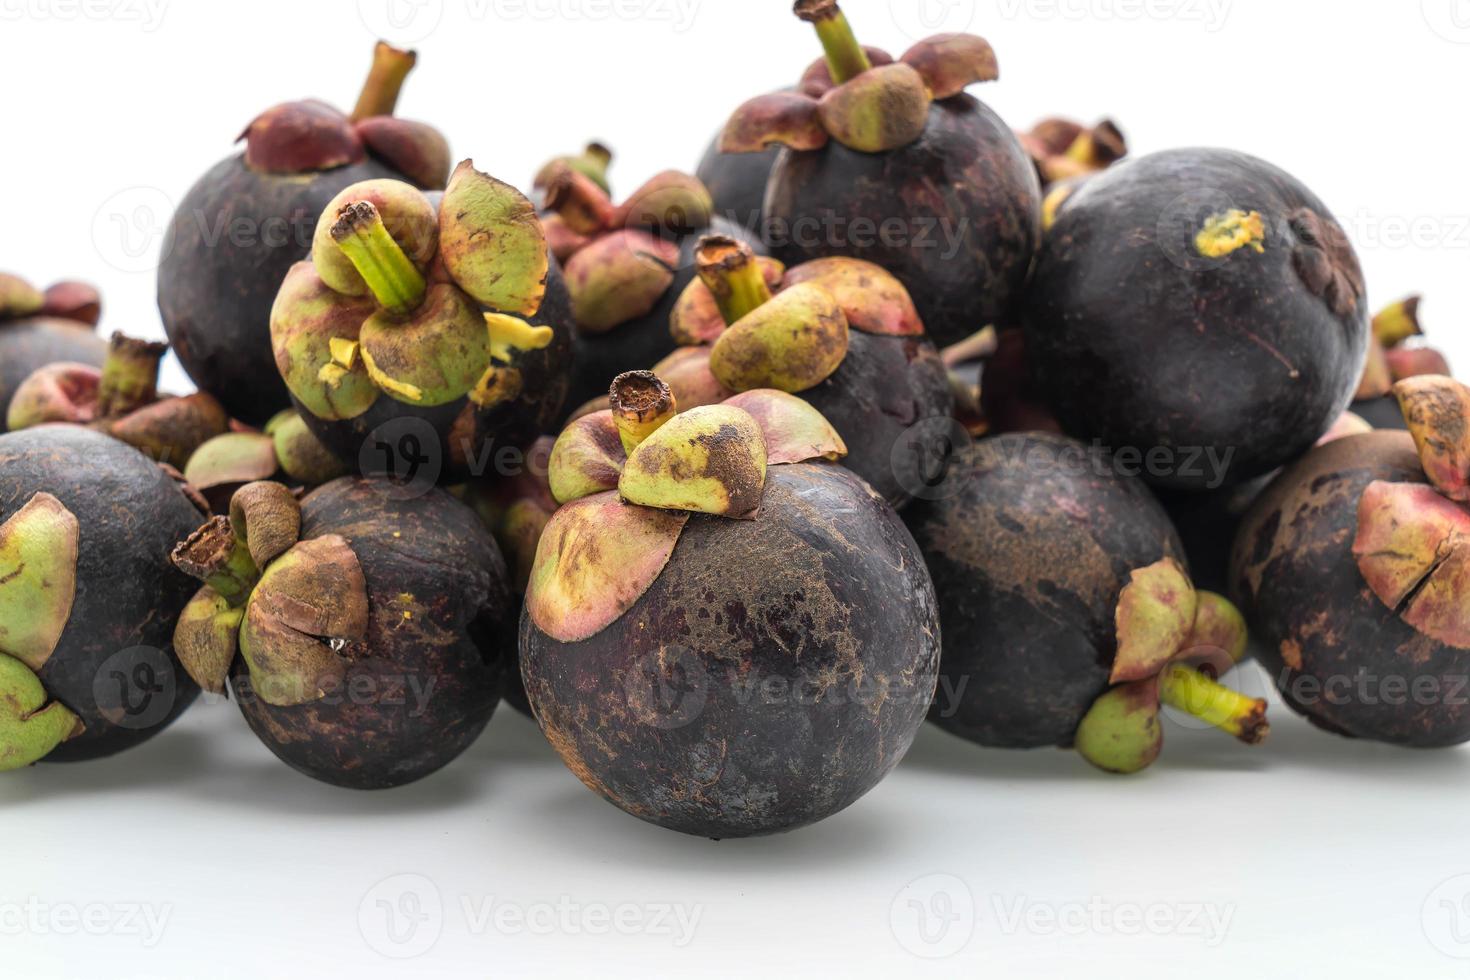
[695, 235, 772, 325]
[330, 201, 427, 314]
[350, 41, 416, 122]
[172, 516, 261, 608]
[96, 334, 166, 418]
[1158, 663, 1269, 744]
[796, 0, 871, 85]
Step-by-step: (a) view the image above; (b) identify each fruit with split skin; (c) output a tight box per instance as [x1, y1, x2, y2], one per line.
[904, 432, 1268, 773]
[171, 477, 513, 789]
[538, 160, 763, 408]
[1353, 295, 1452, 430]
[0, 425, 207, 768]
[270, 161, 572, 483]
[720, 1, 1042, 346]
[521, 372, 940, 836]
[664, 234, 952, 509]
[0, 274, 107, 433]
[1232, 376, 1470, 746]
[8, 333, 229, 469]
[183, 409, 349, 514]
[1024, 148, 1370, 490]
[158, 42, 452, 426]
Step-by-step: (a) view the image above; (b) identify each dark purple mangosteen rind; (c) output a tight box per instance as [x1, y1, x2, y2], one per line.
[566, 215, 763, 409]
[1230, 430, 1470, 747]
[231, 477, 512, 789]
[0, 426, 204, 760]
[159, 154, 404, 426]
[0, 318, 108, 433]
[801, 330, 953, 509]
[295, 261, 574, 483]
[520, 463, 940, 838]
[764, 94, 1042, 348]
[1155, 472, 1274, 595]
[696, 133, 780, 237]
[1351, 396, 1407, 431]
[904, 432, 1186, 748]
[1023, 148, 1369, 490]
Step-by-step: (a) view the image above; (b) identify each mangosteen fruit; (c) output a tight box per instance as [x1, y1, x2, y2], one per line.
[463, 435, 556, 717]
[1024, 148, 1370, 490]
[905, 432, 1268, 773]
[270, 161, 572, 484]
[533, 141, 614, 197]
[521, 372, 940, 836]
[0, 274, 107, 432]
[537, 162, 762, 408]
[696, 126, 780, 235]
[1353, 295, 1452, 431]
[171, 477, 512, 788]
[183, 410, 349, 514]
[159, 42, 452, 426]
[720, 1, 1042, 346]
[1017, 116, 1127, 189]
[664, 234, 952, 508]
[0, 425, 207, 768]
[1232, 376, 1470, 746]
[8, 333, 229, 469]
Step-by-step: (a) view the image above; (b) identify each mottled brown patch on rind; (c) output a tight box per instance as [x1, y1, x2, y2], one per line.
[1231, 430, 1470, 745]
[521, 464, 940, 838]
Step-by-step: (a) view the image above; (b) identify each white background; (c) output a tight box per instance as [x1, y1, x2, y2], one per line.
[3, 0, 1470, 977]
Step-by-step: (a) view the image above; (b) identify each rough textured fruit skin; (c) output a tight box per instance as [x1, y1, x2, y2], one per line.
[566, 216, 761, 410]
[800, 331, 952, 509]
[696, 134, 779, 236]
[1156, 474, 1272, 595]
[763, 95, 1042, 348]
[159, 154, 404, 426]
[232, 477, 512, 789]
[0, 426, 204, 760]
[296, 263, 573, 481]
[1231, 431, 1470, 746]
[1023, 148, 1369, 489]
[520, 464, 940, 838]
[0, 319, 108, 433]
[1352, 396, 1407, 431]
[904, 433, 1186, 748]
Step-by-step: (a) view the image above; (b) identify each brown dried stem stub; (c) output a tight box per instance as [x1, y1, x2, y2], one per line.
[351, 41, 416, 122]
[534, 142, 614, 194]
[172, 516, 261, 608]
[96, 334, 166, 418]
[695, 235, 773, 326]
[609, 371, 676, 455]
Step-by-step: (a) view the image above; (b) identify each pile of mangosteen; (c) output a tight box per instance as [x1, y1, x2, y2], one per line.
[2, 0, 1466, 843]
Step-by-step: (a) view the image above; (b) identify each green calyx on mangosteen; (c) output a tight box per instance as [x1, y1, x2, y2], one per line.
[538, 159, 762, 408]
[522, 370, 939, 837]
[904, 432, 1268, 774]
[533, 141, 614, 197]
[158, 42, 454, 426]
[719, 1, 1041, 346]
[172, 476, 512, 788]
[8, 333, 230, 468]
[1232, 376, 1470, 746]
[0, 425, 208, 764]
[1017, 116, 1128, 189]
[662, 234, 952, 508]
[0, 273, 107, 434]
[1023, 148, 1370, 489]
[183, 409, 349, 514]
[270, 160, 573, 480]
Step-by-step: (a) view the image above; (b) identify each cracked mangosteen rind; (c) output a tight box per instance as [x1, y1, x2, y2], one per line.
[1023, 148, 1370, 489]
